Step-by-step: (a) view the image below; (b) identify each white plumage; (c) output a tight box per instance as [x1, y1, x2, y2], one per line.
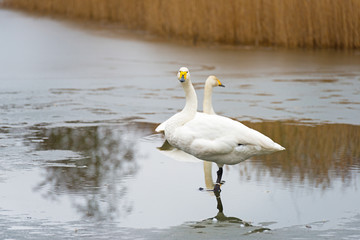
[160, 67, 285, 192]
[202, 75, 225, 115]
[166, 112, 284, 166]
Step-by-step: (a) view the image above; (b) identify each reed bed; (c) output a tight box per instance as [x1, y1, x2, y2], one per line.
[2, 0, 360, 48]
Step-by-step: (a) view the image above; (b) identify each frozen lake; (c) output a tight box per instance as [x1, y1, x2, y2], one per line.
[0, 9, 360, 239]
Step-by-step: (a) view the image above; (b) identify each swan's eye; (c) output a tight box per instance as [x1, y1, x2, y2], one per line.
[238, 143, 244, 146]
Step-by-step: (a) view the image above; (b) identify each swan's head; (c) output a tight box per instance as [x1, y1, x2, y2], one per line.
[177, 67, 190, 83]
[206, 75, 225, 88]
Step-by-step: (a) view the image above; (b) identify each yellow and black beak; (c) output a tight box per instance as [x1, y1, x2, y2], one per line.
[179, 71, 187, 82]
[217, 79, 225, 87]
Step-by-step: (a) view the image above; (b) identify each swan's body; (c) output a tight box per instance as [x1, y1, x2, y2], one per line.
[166, 112, 284, 166]
[162, 67, 285, 192]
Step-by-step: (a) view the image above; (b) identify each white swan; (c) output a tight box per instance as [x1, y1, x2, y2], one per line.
[202, 75, 224, 190]
[163, 67, 285, 192]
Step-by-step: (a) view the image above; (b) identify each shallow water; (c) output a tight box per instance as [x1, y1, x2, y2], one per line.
[1, 9, 360, 239]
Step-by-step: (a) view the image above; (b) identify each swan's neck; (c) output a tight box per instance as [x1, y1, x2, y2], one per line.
[181, 79, 198, 117]
[203, 83, 215, 114]
[164, 79, 198, 138]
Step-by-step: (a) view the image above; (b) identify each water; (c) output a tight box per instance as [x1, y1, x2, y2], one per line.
[0, 9, 360, 239]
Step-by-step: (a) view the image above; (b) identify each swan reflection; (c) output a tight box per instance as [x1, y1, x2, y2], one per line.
[158, 143, 270, 231]
[197, 162, 271, 233]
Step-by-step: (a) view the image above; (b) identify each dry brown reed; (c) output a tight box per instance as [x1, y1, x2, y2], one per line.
[1, 0, 360, 48]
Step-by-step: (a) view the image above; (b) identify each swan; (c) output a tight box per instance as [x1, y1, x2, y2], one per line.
[157, 74, 224, 190]
[155, 75, 224, 132]
[163, 67, 285, 192]
[202, 75, 224, 190]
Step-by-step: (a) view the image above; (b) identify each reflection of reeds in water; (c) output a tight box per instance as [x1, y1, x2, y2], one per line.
[29, 120, 359, 209]
[2, 0, 360, 48]
[159, 120, 359, 188]
[243, 121, 360, 188]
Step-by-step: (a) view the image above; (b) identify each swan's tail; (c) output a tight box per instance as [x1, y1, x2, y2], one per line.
[271, 142, 286, 151]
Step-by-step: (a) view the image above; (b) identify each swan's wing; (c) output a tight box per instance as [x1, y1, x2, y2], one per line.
[175, 113, 279, 157]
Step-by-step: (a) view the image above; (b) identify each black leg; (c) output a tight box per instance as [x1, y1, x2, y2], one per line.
[213, 167, 223, 193]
